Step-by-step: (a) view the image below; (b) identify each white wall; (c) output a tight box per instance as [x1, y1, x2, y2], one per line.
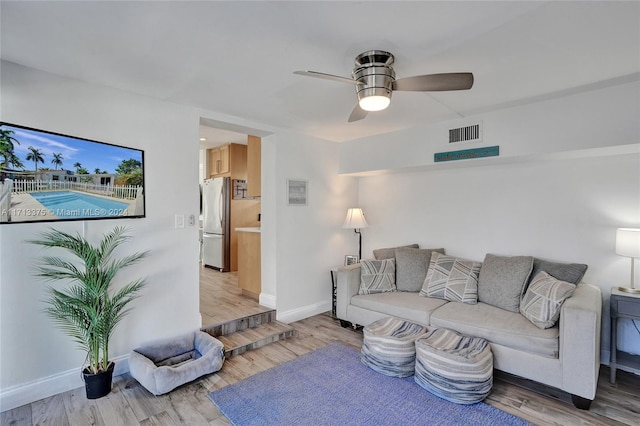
[261, 131, 359, 322]
[0, 61, 202, 410]
[340, 80, 640, 363]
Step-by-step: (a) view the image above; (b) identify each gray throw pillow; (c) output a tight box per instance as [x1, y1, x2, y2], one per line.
[373, 244, 419, 260]
[419, 252, 481, 304]
[527, 258, 588, 289]
[395, 247, 445, 292]
[477, 254, 534, 312]
[359, 258, 397, 295]
[520, 271, 577, 329]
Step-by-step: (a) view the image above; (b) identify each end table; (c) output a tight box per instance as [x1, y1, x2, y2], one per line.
[330, 267, 339, 317]
[609, 287, 640, 384]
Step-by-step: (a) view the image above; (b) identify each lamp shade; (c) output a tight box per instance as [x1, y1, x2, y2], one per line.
[343, 208, 368, 230]
[616, 228, 640, 258]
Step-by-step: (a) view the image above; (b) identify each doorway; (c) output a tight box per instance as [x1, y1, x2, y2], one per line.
[198, 119, 264, 326]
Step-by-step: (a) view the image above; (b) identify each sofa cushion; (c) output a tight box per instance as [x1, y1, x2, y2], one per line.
[359, 258, 396, 295]
[430, 301, 559, 358]
[373, 244, 419, 260]
[527, 258, 588, 289]
[520, 271, 577, 329]
[351, 292, 449, 325]
[419, 253, 481, 304]
[477, 254, 533, 313]
[395, 247, 445, 292]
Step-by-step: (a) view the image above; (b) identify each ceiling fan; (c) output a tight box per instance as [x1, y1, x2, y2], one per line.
[294, 50, 474, 122]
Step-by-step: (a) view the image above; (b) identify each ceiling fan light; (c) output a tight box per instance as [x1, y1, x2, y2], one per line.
[359, 95, 390, 112]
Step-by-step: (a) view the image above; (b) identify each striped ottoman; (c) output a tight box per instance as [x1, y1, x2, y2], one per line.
[414, 328, 493, 404]
[361, 317, 427, 377]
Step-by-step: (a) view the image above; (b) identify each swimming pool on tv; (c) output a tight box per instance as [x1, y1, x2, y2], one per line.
[30, 191, 130, 219]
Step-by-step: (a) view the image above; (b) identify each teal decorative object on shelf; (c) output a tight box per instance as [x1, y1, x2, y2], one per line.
[435, 146, 499, 162]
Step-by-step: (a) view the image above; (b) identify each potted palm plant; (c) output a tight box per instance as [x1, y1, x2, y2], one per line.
[30, 226, 149, 399]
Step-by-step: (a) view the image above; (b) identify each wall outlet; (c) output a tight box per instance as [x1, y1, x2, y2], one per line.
[188, 214, 195, 226]
[175, 214, 185, 229]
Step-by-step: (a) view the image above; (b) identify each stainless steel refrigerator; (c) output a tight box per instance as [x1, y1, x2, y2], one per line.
[202, 177, 231, 271]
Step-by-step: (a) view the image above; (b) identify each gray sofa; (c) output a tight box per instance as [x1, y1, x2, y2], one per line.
[336, 246, 602, 409]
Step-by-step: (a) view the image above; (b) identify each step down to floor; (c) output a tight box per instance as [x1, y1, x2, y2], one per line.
[217, 321, 296, 358]
[202, 309, 295, 358]
[203, 310, 276, 337]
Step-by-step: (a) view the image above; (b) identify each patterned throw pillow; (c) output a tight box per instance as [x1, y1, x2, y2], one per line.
[419, 253, 481, 304]
[520, 271, 577, 329]
[359, 259, 397, 295]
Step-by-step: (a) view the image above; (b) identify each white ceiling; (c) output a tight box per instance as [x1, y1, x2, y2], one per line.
[1, 1, 639, 143]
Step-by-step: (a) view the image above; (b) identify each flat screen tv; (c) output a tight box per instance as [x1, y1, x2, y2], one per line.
[0, 122, 145, 224]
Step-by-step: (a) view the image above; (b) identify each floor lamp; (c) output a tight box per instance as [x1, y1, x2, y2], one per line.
[343, 208, 368, 261]
[616, 228, 640, 294]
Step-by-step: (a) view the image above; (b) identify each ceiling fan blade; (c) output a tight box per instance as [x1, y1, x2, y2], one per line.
[348, 104, 367, 122]
[294, 70, 358, 85]
[392, 73, 474, 92]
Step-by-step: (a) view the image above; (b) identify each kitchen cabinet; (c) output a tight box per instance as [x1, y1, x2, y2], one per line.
[237, 228, 261, 300]
[209, 144, 231, 177]
[247, 135, 261, 197]
[218, 145, 230, 174]
[209, 146, 226, 176]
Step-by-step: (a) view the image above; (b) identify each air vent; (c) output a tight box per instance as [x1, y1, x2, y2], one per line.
[449, 123, 482, 143]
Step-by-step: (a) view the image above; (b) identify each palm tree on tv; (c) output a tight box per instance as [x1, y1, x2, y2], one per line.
[7, 152, 25, 169]
[51, 153, 64, 170]
[25, 146, 45, 172]
[0, 129, 21, 169]
[73, 162, 82, 172]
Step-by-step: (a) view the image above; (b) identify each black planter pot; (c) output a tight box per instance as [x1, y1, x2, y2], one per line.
[83, 362, 115, 399]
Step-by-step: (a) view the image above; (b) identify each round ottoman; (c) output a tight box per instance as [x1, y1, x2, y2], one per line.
[361, 316, 428, 377]
[414, 328, 493, 404]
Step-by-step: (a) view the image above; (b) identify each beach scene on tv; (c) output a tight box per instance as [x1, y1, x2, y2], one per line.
[0, 123, 145, 224]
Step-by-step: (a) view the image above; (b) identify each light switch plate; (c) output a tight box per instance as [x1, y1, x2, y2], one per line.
[175, 214, 185, 229]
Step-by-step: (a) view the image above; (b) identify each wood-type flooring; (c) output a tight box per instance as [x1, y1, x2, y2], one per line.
[2, 266, 639, 425]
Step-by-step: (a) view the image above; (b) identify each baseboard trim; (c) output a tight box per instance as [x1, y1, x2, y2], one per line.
[0, 354, 129, 413]
[259, 292, 276, 309]
[277, 301, 331, 324]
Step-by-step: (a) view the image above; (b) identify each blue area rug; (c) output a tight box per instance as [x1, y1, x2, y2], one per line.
[209, 342, 531, 426]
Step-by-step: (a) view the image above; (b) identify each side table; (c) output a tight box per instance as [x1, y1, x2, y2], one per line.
[609, 287, 640, 384]
[330, 267, 339, 317]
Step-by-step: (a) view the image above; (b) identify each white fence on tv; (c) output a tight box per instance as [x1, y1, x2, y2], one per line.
[10, 179, 141, 200]
[0, 178, 12, 222]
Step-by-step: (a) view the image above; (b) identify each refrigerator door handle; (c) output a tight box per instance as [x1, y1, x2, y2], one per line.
[218, 190, 223, 228]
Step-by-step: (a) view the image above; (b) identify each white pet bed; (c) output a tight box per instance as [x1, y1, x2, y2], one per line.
[129, 330, 225, 395]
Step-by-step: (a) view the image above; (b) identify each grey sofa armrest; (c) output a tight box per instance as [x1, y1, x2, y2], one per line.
[559, 283, 602, 401]
[336, 264, 361, 321]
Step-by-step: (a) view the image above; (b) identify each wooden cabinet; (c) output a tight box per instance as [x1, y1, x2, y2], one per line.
[218, 145, 230, 174]
[237, 230, 261, 300]
[247, 135, 261, 197]
[209, 144, 231, 177]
